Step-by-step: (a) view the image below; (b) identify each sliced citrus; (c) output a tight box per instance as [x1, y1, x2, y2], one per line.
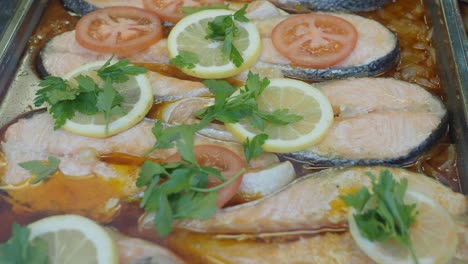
[349, 190, 458, 264]
[28, 214, 119, 264]
[167, 9, 261, 79]
[225, 78, 334, 153]
[62, 60, 153, 138]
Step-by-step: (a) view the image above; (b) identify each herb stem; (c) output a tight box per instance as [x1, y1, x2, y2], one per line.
[190, 168, 246, 192]
[407, 239, 419, 264]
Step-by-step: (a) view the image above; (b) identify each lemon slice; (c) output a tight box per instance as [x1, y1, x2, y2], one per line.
[167, 9, 261, 79]
[62, 60, 153, 138]
[28, 214, 119, 264]
[349, 190, 458, 264]
[225, 78, 334, 153]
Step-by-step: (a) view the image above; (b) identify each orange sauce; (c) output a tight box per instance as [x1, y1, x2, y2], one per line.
[0, 0, 462, 262]
[5, 172, 125, 223]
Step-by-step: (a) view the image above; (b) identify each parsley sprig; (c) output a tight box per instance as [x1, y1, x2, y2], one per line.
[137, 160, 245, 236]
[196, 72, 303, 131]
[341, 170, 419, 264]
[243, 133, 268, 162]
[138, 73, 302, 236]
[19, 156, 60, 184]
[0, 223, 48, 264]
[205, 5, 250, 67]
[169, 51, 200, 69]
[34, 58, 146, 133]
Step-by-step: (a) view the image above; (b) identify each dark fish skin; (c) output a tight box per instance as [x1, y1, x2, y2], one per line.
[35, 51, 50, 79]
[269, 0, 390, 12]
[280, 111, 448, 167]
[61, 0, 98, 16]
[268, 35, 400, 82]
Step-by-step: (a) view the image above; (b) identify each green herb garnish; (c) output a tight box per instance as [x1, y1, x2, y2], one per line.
[96, 78, 125, 134]
[242, 133, 268, 163]
[0, 223, 49, 264]
[169, 50, 200, 69]
[197, 72, 303, 130]
[341, 170, 419, 264]
[205, 5, 250, 67]
[19, 156, 60, 184]
[140, 72, 302, 236]
[137, 159, 245, 236]
[34, 58, 146, 132]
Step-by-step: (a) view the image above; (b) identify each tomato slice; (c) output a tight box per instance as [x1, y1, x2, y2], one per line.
[271, 14, 358, 68]
[143, 0, 224, 23]
[165, 145, 246, 208]
[75, 6, 163, 55]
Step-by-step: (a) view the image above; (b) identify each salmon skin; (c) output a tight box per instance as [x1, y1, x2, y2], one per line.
[280, 78, 447, 167]
[62, 0, 97, 15]
[269, 44, 399, 81]
[269, 0, 390, 12]
[61, 0, 144, 15]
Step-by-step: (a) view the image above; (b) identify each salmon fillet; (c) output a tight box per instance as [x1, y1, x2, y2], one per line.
[174, 167, 466, 233]
[283, 78, 447, 166]
[0, 112, 244, 185]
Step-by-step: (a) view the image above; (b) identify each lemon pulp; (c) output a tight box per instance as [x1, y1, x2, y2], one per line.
[168, 9, 261, 79]
[61, 60, 153, 138]
[348, 190, 458, 264]
[225, 78, 334, 153]
[28, 214, 119, 264]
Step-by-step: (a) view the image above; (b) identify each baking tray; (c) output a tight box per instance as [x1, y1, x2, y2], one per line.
[0, 0, 466, 195]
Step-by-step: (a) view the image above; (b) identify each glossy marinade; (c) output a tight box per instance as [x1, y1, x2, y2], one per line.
[0, 0, 461, 258]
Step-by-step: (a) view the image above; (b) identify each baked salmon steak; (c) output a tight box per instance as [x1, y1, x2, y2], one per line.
[39, 1, 399, 81]
[163, 167, 468, 263]
[62, 0, 391, 16]
[281, 77, 447, 166]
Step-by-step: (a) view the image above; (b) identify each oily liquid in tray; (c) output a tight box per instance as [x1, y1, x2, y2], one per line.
[0, 0, 461, 250]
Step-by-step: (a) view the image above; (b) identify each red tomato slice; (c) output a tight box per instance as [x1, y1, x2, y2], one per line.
[75, 6, 163, 55]
[143, 0, 224, 23]
[272, 14, 358, 68]
[165, 145, 246, 208]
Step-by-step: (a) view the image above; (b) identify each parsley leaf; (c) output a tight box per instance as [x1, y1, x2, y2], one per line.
[48, 101, 76, 129]
[340, 170, 419, 264]
[75, 74, 98, 92]
[233, 4, 249, 22]
[243, 133, 268, 163]
[181, 3, 230, 15]
[205, 5, 250, 67]
[34, 77, 74, 107]
[145, 121, 201, 161]
[340, 187, 371, 212]
[97, 58, 147, 83]
[96, 78, 125, 134]
[169, 51, 200, 69]
[19, 156, 60, 184]
[0, 223, 49, 264]
[137, 160, 229, 236]
[197, 72, 302, 131]
[173, 191, 218, 218]
[253, 109, 303, 131]
[34, 57, 146, 133]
